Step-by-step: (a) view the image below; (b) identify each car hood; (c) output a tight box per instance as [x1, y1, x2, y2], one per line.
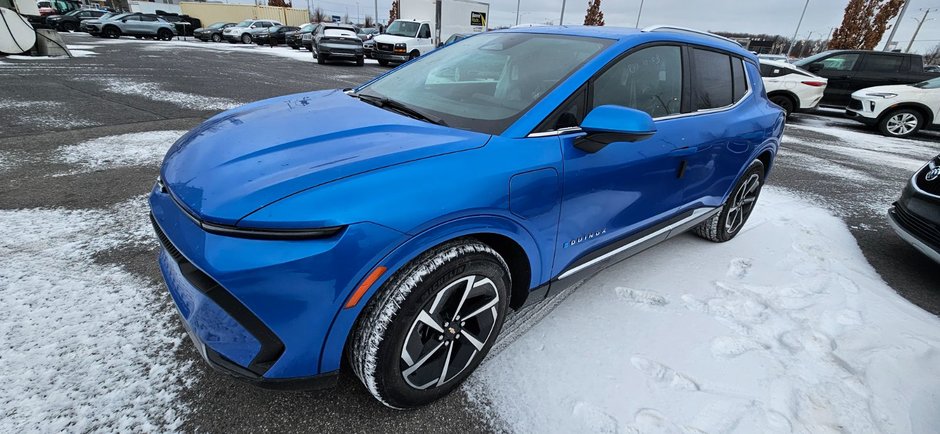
[160, 90, 490, 225]
[374, 34, 414, 43]
[852, 84, 920, 97]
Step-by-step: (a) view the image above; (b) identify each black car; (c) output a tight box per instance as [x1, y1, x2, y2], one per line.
[889, 154, 940, 264]
[45, 8, 106, 32]
[156, 13, 201, 37]
[253, 25, 299, 46]
[286, 23, 316, 49]
[193, 22, 235, 42]
[313, 24, 364, 66]
[794, 50, 940, 107]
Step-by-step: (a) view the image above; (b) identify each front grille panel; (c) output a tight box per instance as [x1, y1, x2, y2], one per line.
[848, 98, 863, 110]
[894, 203, 940, 247]
[376, 42, 393, 52]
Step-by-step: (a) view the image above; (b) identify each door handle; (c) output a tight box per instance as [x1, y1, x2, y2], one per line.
[671, 146, 699, 157]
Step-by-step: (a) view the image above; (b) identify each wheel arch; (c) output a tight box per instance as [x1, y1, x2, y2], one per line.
[766, 90, 798, 110]
[879, 102, 934, 126]
[318, 214, 544, 373]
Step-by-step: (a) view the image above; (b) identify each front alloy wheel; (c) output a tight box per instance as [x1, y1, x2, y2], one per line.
[241, 33, 252, 44]
[350, 240, 509, 409]
[880, 109, 922, 138]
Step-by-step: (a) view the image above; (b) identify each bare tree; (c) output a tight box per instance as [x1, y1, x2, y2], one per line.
[583, 0, 605, 26]
[389, 0, 399, 24]
[830, 0, 906, 50]
[311, 6, 326, 23]
[267, 0, 291, 6]
[924, 42, 940, 65]
[364, 15, 374, 28]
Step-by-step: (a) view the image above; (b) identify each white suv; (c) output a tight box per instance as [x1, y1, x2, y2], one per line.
[759, 59, 827, 117]
[846, 76, 940, 138]
[223, 19, 283, 44]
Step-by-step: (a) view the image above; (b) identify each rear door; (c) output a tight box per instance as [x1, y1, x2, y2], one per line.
[854, 52, 909, 89]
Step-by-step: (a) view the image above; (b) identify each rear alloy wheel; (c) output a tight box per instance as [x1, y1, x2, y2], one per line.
[158, 29, 173, 41]
[241, 33, 252, 44]
[769, 94, 795, 117]
[211, 33, 221, 43]
[694, 160, 765, 243]
[350, 240, 510, 409]
[61, 21, 77, 32]
[879, 109, 922, 138]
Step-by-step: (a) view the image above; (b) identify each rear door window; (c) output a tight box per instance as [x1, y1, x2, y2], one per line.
[864, 54, 903, 73]
[691, 48, 733, 110]
[731, 58, 747, 102]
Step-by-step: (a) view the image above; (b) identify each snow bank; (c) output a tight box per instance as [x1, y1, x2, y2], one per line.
[56, 130, 186, 172]
[0, 197, 191, 431]
[466, 188, 940, 434]
[91, 77, 241, 111]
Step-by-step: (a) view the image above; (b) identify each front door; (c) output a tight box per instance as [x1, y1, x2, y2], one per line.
[552, 45, 689, 277]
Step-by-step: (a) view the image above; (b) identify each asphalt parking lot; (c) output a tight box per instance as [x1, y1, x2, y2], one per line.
[1, 33, 938, 432]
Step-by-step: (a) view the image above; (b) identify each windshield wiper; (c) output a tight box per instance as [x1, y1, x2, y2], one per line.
[354, 93, 448, 126]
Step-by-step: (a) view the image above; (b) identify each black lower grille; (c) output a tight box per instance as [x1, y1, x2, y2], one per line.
[151, 215, 185, 263]
[894, 204, 940, 247]
[848, 98, 863, 110]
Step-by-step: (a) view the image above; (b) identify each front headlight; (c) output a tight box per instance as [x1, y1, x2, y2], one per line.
[394, 42, 406, 53]
[866, 92, 898, 99]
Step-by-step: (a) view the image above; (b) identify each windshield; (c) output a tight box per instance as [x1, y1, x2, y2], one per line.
[794, 51, 833, 67]
[208, 22, 227, 28]
[912, 76, 940, 89]
[235, 20, 252, 27]
[300, 23, 314, 31]
[386, 20, 420, 37]
[357, 32, 610, 134]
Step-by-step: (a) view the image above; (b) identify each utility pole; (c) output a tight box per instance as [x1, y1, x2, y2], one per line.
[907, 8, 936, 52]
[789, 0, 810, 57]
[635, 0, 644, 28]
[515, 0, 520, 25]
[374, 0, 378, 27]
[884, 0, 912, 51]
[559, 0, 566, 25]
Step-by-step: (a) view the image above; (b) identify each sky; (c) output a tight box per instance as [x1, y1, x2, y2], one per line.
[298, 0, 940, 54]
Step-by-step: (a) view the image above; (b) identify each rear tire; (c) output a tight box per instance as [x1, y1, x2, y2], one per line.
[769, 94, 795, 117]
[694, 160, 765, 243]
[878, 108, 922, 138]
[349, 240, 510, 409]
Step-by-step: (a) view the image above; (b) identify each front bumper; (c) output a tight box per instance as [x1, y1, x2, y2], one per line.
[148, 183, 404, 381]
[373, 49, 409, 62]
[318, 42, 363, 57]
[887, 171, 940, 263]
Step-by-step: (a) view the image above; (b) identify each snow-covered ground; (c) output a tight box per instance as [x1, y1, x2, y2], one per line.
[467, 188, 940, 434]
[0, 131, 191, 431]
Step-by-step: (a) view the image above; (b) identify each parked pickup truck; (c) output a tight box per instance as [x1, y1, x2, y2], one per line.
[794, 50, 940, 107]
[372, 0, 489, 65]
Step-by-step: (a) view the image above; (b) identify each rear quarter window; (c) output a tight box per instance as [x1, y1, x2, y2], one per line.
[692, 48, 733, 110]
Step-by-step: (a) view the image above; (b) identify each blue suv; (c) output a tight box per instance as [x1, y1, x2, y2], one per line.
[149, 25, 784, 408]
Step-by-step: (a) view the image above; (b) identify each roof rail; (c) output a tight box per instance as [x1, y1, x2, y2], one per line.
[641, 25, 742, 47]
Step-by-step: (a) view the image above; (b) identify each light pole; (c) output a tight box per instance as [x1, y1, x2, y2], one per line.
[374, 0, 378, 26]
[907, 8, 936, 52]
[884, 0, 912, 51]
[515, 0, 520, 25]
[788, 0, 810, 57]
[635, 0, 644, 28]
[560, 0, 566, 25]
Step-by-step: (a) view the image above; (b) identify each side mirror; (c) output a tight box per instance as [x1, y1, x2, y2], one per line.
[806, 63, 823, 72]
[576, 105, 656, 153]
[250, 25, 256, 29]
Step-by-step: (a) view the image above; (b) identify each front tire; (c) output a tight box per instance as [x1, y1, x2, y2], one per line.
[694, 160, 765, 243]
[157, 28, 173, 41]
[879, 108, 922, 138]
[211, 33, 222, 43]
[378, 58, 389, 66]
[356, 55, 364, 66]
[103, 26, 120, 39]
[349, 240, 510, 409]
[61, 21, 77, 32]
[240, 33, 252, 44]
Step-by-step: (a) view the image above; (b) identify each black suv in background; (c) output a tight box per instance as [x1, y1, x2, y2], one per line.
[45, 8, 107, 32]
[795, 50, 940, 106]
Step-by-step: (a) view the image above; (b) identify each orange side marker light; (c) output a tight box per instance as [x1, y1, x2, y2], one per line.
[345, 266, 387, 309]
